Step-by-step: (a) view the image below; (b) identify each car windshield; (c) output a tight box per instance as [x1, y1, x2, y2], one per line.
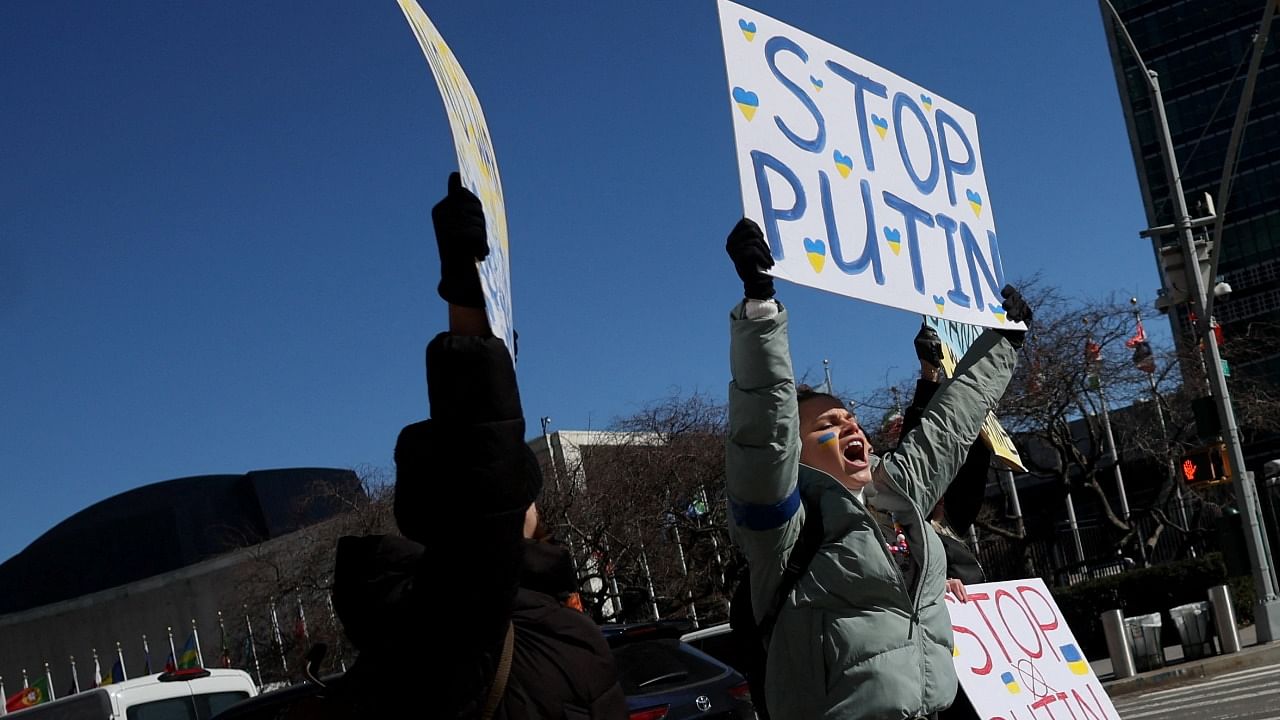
[612, 639, 724, 695]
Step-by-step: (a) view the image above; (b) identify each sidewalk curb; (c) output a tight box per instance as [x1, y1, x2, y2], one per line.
[1104, 642, 1280, 698]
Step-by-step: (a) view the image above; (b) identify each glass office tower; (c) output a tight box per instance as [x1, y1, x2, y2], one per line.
[1101, 0, 1280, 382]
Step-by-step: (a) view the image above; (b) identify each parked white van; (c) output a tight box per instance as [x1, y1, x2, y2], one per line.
[13, 668, 257, 719]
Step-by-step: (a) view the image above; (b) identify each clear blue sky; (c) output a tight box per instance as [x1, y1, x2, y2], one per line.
[1, 1, 1157, 562]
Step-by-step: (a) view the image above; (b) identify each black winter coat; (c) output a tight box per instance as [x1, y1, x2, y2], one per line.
[331, 333, 626, 719]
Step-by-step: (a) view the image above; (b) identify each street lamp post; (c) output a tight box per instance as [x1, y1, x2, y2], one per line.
[1103, 2, 1280, 640]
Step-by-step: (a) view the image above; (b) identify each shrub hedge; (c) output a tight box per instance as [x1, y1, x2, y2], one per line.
[1046, 553, 1253, 659]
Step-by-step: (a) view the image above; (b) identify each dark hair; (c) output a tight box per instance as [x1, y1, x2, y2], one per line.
[796, 384, 841, 407]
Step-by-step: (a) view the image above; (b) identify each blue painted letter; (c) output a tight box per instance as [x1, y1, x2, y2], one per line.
[751, 150, 806, 260]
[766, 37, 825, 153]
[892, 93, 939, 195]
[936, 109, 976, 207]
[960, 222, 1006, 310]
[820, 172, 884, 284]
[934, 213, 971, 307]
[824, 60, 887, 171]
[883, 191, 936, 293]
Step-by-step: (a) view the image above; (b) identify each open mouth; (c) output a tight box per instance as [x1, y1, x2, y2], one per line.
[842, 438, 869, 468]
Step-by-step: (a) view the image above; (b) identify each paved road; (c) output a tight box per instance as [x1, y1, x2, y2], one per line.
[1111, 665, 1280, 720]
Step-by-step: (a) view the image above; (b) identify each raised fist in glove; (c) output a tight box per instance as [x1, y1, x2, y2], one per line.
[432, 172, 489, 308]
[725, 218, 775, 300]
[914, 324, 944, 380]
[996, 285, 1033, 348]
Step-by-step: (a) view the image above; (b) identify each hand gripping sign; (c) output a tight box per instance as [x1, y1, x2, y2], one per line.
[397, 0, 514, 358]
[718, 1, 1023, 330]
[948, 579, 1121, 720]
[926, 315, 1026, 471]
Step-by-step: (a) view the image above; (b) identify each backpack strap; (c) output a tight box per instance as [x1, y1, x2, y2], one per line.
[479, 622, 516, 720]
[758, 502, 824, 640]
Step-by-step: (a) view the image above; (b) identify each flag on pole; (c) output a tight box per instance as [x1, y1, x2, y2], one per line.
[1084, 339, 1102, 363]
[1132, 341, 1156, 373]
[115, 643, 128, 682]
[270, 599, 289, 673]
[143, 634, 153, 675]
[1125, 319, 1148, 348]
[68, 657, 80, 696]
[4, 674, 50, 712]
[92, 651, 102, 688]
[101, 657, 125, 687]
[218, 612, 233, 669]
[43, 664, 55, 703]
[166, 627, 178, 673]
[178, 632, 200, 670]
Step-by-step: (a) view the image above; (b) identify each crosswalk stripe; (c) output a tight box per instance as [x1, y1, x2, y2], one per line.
[1114, 679, 1280, 712]
[1112, 666, 1280, 705]
[1118, 685, 1280, 719]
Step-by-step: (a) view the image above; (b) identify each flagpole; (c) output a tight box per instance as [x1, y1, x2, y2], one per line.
[325, 595, 346, 673]
[295, 592, 309, 647]
[191, 619, 204, 668]
[44, 664, 55, 702]
[115, 642, 127, 681]
[244, 608, 263, 687]
[167, 627, 177, 672]
[270, 598, 288, 673]
[823, 358, 833, 392]
[91, 649, 101, 688]
[69, 656, 80, 695]
[218, 611, 230, 668]
[22, 669, 28, 689]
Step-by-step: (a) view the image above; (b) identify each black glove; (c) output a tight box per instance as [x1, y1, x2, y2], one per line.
[725, 218, 775, 300]
[996, 284, 1033, 348]
[432, 172, 489, 308]
[913, 324, 943, 367]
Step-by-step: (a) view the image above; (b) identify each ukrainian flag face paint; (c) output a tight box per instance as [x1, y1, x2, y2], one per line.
[817, 431, 837, 446]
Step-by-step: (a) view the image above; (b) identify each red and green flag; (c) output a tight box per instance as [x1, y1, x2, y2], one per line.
[6, 675, 52, 713]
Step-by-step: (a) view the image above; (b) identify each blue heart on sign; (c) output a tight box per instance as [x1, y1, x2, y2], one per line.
[966, 189, 983, 205]
[883, 227, 901, 242]
[872, 114, 888, 131]
[739, 19, 756, 33]
[732, 87, 759, 107]
[810, 76, 824, 89]
[933, 295, 946, 307]
[920, 94, 933, 108]
[804, 237, 826, 255]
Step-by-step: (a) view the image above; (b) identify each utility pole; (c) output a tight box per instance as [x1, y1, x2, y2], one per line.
[1103, 0, 1280, 641]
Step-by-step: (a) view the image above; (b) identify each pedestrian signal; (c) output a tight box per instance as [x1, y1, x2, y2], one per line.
[1182, 444, 1230, 485]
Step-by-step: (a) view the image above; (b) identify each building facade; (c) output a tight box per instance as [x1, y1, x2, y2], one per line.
[1101, 0, 1280, 378]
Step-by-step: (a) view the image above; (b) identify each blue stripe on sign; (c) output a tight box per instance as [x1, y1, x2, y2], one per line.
[729, 487, 802, 531]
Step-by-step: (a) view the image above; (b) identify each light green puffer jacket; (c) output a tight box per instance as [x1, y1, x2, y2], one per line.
[726, 301, 1017, 720]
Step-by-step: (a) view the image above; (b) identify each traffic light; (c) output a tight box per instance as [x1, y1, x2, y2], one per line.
[1182, 443, 1231, 485]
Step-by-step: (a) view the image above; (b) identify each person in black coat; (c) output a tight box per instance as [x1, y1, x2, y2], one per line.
[330, 173, 627, 719]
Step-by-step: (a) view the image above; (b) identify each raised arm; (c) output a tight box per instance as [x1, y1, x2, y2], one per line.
[880, 286, 1031, 511]
[724, 219, 804, 610]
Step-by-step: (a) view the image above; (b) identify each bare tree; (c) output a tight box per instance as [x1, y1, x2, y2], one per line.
[537, 392, 732, 626]
[229, 465, 393, 681]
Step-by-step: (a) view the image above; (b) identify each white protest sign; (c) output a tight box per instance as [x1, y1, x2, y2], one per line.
[925, 315, 1026, 471]
[718, 1, 1021, 329]
[948, 578, 1121, 720]
[397, 0, 514, 357]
